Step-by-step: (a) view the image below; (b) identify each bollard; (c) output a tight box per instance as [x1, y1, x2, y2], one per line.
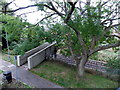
[3, 71, 12, 83]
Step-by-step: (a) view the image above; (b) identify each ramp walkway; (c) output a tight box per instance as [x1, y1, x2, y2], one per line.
[17, 42, 56, 69]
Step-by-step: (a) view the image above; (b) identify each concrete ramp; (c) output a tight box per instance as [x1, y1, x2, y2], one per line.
[28, 42, 56, 69]
[17, 42, 50, 66]
[17, 42, 56, 69]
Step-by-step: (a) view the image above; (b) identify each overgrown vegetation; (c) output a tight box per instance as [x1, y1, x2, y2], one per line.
[30, 61, 118, 88]
[105, 57, 120, 75]
[90, 49, 119, 61]
[105, 57, 120, 69]
[0, 52, 14, 64]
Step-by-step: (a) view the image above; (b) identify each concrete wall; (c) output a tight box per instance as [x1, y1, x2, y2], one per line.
[28, 41, 56, 69]
[17, 42, 50, 66]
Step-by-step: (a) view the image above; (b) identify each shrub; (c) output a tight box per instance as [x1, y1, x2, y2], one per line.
[13, 40, 45, 55]
[105, 57, 120, 75]
[90, 52, 98, 60]
[105, 57, 120, 69]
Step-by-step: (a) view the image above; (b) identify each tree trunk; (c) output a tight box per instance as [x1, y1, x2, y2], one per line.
[77, 56, 88, 77]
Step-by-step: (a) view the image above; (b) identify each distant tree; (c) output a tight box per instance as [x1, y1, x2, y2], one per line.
[0, 0, 8, 49]
[0, 14, 50, 55]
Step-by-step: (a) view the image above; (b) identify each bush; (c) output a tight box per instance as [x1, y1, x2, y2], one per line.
[13, 40, 45, 55]
[90, 52, 98, 60]
[105, 57, 120, 75]
[105, 57, 120, 69]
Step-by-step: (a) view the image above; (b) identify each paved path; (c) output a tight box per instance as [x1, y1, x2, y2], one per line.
[0, 59, 63, 88]
[0, 74, 2, 90]
[0, 74, 2, 84]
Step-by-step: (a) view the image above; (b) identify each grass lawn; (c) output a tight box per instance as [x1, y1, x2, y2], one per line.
[30, 60, 118, 88]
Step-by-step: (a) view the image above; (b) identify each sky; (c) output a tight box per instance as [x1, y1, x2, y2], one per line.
[7, 0, 45, 24]
[6, 0, 118, 24]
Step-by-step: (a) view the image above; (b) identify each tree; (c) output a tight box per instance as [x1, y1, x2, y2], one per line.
[1, 0, 120, 77]
[0, 14, 51, 55]
[0, 0, 15, 49]
[35, 0, 120, 77]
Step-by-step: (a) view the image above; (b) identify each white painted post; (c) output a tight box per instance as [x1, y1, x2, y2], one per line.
[17, 55, 21, 66]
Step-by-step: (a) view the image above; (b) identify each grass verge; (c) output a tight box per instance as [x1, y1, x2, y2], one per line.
[0, 52, 15, 64]
[1, 79, 32, 88]
[30, 60, 118, 88]
[0, 70, 3, 74]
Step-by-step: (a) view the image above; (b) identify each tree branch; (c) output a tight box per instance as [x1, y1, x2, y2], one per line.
[25, 13, 56, 28]
[101, 17, 120, 25]
[53, 1, 65, 13]
[49, 2, 64, 17]
[3, 0, 16, 7]
[66, 22, 88, 55]
[35, 13, 56, 25]
[105, 34, 120, 39]
[89, 41, 120, 56]
[0, 4, 38, 13]
[17, 10, 38, 17]
[100, 0, 109, 7]
[65, 2, 77, 23]
[89, 36, 97, 52]
[67, 33, 76, 59]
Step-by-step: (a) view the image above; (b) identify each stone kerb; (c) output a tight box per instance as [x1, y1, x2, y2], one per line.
[17, 42, 50, 66]
[28, 42, 56, 69]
